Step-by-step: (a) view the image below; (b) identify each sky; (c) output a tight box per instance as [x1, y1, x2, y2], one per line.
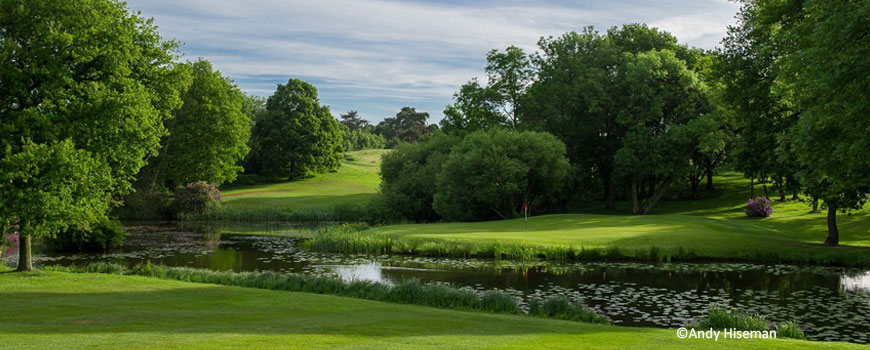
[125, 0, 742, 124]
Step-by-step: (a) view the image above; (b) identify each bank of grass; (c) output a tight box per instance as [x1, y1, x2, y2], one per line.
[214, 149, 386, 216]
[695, 306, 806, 340]
[1, 267, 856, 350]
[308, 205, 870, 266]
[44, 262, 608, 325]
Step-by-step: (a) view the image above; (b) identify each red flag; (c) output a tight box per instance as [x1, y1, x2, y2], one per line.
[524, 203, 528, 212]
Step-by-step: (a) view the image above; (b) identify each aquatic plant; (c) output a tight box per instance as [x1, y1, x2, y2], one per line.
[694, 306, 805, 339]
[528, 296, 609, 324]
[49, 262, 609, 325]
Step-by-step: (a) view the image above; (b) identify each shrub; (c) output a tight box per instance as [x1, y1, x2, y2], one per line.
[433, 129, 570, 221]
[118, 187, 175, 220]
[528, 296, 609, 324]
[174, 181, 221, 214]
[46, 218, 126, 252]
[377, 132, 460, 222]
[744, 197, 773, 217]
[776, 320, 806, 340]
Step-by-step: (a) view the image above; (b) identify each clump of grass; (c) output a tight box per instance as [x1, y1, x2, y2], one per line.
[697, 306, 768, 331]
[528, 296, 609, 324]
[693, 306, 806, 339]
[48, 262, 609, 324]
[776, 320, 807, 340]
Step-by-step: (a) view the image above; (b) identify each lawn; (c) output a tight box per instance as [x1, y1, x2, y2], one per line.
[220, 149, 386, 212]
[0, 270, 860, 350]
[364, 174, 870, 263]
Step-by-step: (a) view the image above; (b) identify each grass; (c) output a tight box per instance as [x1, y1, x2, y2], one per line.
[47, 262, 608, 324]
[1, 267, 857, 349]
[305, 173, 870, 266]
[694, 306, 806, 340]
[220, 149, 386, 212]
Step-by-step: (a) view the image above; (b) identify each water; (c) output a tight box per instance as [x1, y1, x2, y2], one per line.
[5, 223, 870, 344]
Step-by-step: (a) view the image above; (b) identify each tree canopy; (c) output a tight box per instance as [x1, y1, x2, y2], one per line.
[247, 78, 343, 179]
[0, 0, 187, 270]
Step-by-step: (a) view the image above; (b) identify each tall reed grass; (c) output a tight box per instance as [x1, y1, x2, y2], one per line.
[694, 306, 806, 339]
[48, 262, 608, 325]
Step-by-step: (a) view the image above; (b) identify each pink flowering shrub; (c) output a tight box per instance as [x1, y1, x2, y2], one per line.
[744, 197, 773, 217]
[174, 181, 221, 214]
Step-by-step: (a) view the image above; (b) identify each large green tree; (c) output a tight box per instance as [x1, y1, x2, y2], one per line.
[772, 0, 870, 245]
[434, 129, 570, 221]
[525, 24, 700, 208]
[248, 78, 343, 179]
[143, 59, 251, 188]
[0, 0, 186, 271]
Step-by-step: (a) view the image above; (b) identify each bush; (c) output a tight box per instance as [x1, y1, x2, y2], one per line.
[174, 181, 221, 214]
[694, 306, 806, 339]
[342, 127, 386, 151]
[433, 129, 570, 221]
[744, 197, 773, 217]
[118, 187, 175, 220]
[376, 132, 460, 222]
[46, 218, 126, 252]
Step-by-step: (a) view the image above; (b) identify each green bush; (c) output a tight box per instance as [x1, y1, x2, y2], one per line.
[433, 129, 570, 221]
[696, 306, 767, 331]
[117, 187, 175, 220]
[528, 296, 609, 324]
[376, 132, 460, 222]
[342, 127, 386, 151]
[46, 218, 126, 252]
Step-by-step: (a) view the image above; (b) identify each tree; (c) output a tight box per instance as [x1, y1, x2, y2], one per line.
[439, 79, 505, 135]
[143, 59, 251, 187]
[0, 0, 186, 271]
[771, 0, 870, 245]
[395, 107, 431, 143]
[377, 133, 460, 222]
[247, 78, 343, 179]
[434, 129, 569, 221]
[525, 24, 698, 208]
[612, 50, 708, 214]
[485, 46, 534, 129]
[339, 110, 369, 131]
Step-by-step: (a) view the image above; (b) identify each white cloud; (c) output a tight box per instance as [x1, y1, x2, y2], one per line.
[126, 0, 740, 121]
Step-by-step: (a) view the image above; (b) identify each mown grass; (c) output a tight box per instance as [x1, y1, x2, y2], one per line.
[308, 210, 870, 266]
[218, 149, 386, 212]
[46, 262, 608, 324]
[1, 267, 856, 350]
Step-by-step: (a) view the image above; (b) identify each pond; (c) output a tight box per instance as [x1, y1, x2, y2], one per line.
[4, 222, 869, 344]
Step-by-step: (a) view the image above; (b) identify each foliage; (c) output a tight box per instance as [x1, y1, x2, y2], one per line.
[696, 306, 768, 331]
[694, 306, 804, 339]
[341, 126, 386, 151]
[247, 78, 343, 179]
[744, 197, 773, 218]
[524, 24, 704, 208]
[373, 107, 437, 146]
[433, 129, 570, 221]
[141, 59, 251, 187]
[46, 218, 126, 252]
[439, 80, 505, 135]
[174, 181, 221, 214]
[0, 141, 112, 240]
[377, 133, 460, 222]
[528, 296, 609, 324]
[339, 110, 370, 131]
[0, 0, 186, 270]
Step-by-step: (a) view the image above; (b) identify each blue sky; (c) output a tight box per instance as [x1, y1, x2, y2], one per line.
[125, 0, 741, 123]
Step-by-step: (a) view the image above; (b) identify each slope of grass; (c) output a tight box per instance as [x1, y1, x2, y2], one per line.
[221, 149, 386, 212]
[0, 269, 859, 350]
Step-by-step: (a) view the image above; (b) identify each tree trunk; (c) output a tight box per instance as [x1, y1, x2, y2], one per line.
[792, 191, 799, 201]
[825, 205, 839, 246]
[16, 233, 32, 272]
[631, 180, 640, 215]
[750, 178, 755, 198]
[777, 183, 785, 202]
[762, 182, 770, 199]
[811, 198, 819, 213]
[641, 178, 673, 215]
[648, 177, 656, 198]
[605, 177, 616, 209]
[705, 168, 714, 194]
[690, 176, 699, 199]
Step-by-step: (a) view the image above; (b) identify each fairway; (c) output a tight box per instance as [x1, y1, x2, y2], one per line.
[0, 270, 860, 350]
[221, 149, 386, 212]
